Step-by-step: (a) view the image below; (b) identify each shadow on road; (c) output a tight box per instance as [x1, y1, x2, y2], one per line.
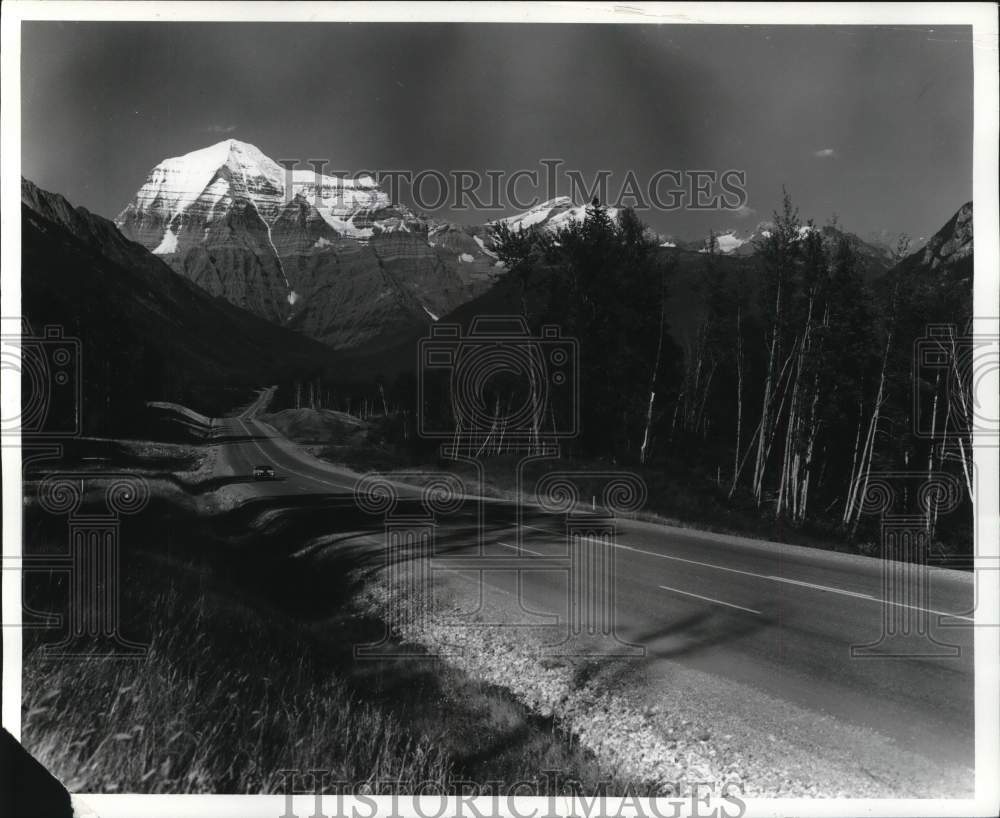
[624, 605, 776, 662]
[206, 432, 273, 445]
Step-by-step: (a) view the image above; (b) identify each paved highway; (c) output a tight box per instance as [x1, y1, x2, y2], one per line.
[209, 412, 977, 792]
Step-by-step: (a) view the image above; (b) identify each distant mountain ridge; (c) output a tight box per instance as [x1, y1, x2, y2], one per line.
[492, 196, 621, 233]
[909, 202, 973, 272]
[890, 201, 973, 283]
[109, 138, 957, 352]
[333, 199, 975, 385]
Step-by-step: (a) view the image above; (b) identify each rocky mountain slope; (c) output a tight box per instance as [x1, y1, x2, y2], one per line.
[115, 140, 497, 349]
[21, 178, 336, 431]
[690, 221, 896, 278]
[894, 201, 973, 278]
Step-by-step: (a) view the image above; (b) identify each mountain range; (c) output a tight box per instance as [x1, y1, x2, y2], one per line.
[19, 138, 974, 426]
[112, 140, 918, 353]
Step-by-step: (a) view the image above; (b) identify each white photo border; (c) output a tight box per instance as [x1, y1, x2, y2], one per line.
[1, 2, 997, 817]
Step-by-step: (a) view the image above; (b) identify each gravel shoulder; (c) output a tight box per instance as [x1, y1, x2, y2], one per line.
[361, 565, 973, 798]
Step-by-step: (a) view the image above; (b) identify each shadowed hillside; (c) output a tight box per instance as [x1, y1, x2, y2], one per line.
[21, 179, 339, 432]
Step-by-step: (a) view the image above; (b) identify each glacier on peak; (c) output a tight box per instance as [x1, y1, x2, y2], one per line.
[152, 226, 179, 255]
[116, 138, 394, 252]
[494, 196, 620, 233]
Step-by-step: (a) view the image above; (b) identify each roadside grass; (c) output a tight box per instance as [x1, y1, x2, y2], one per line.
[21, 483, 615, 794]
[23, 568, 451, 793]
[29, 436, 207, 476]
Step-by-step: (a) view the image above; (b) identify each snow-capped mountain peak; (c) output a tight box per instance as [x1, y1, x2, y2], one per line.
[112, 139, 499, 349]
[695, 222, 822, 255]
[126, 139, 283, 221]
[494, 196, 620, 233]
[116, 139, 394, 253]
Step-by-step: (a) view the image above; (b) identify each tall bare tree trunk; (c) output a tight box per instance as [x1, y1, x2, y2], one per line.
[925, 370, 941, 532]
[948, 331, 975, 503]
[755, 339, 798, 509]
[753, 281, 783, 506]
[667, 391, 683, 449]
[695, 361, 718, 439]
[730, 343, 796, 502]
[795, 305, 829, 522]
[731, 305, 744, 492]
[778, 294, 820, 520]
[640, 271, 667, 465]
[845, 331, 892, 536]
[843, 399, 864, 525]
[796, 367, 825, 522]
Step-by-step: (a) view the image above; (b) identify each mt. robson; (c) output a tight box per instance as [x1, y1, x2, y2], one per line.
[115, 139, 498, 349]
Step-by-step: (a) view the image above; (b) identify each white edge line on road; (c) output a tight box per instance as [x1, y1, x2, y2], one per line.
[520, 523, 562, 535]
[524, 524, 973, 622]
[617, 541, 975, 623]
[497, 541, 545, 557]
[658, 584, 761, 615]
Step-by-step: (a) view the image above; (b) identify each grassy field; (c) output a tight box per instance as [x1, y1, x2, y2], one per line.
[23, 556, 458, 793]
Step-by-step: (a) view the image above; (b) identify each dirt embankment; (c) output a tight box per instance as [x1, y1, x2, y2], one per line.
[259, 407, 370, 447]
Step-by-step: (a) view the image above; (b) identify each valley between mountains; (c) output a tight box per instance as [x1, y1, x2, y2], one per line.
[18, 137, 977, 799]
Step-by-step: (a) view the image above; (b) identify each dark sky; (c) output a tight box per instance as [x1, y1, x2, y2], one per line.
[21, 22, 973, 242]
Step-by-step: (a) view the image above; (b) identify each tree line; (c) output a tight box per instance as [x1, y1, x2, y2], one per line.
[486, 194, 973, 553]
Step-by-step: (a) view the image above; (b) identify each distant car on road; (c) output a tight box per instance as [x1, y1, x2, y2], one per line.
[252, 464, 276, 480]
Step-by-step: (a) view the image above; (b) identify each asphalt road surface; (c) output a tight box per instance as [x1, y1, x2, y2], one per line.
[212, 412, 977, 787]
